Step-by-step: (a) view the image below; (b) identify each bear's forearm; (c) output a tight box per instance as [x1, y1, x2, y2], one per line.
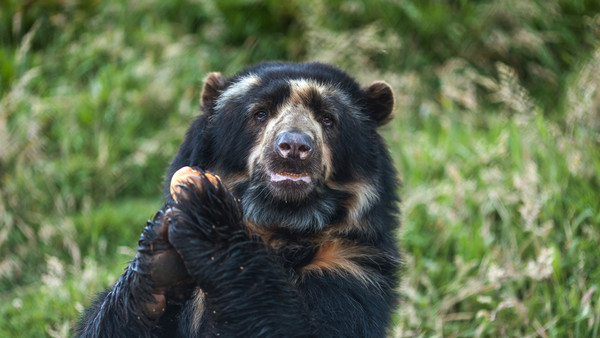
[200, 267, 395, 337]
[298, 273, 397, 337]
[203, 264, 312, 337]
[76, 256, 167, 337]
[175, 237, 313, 336]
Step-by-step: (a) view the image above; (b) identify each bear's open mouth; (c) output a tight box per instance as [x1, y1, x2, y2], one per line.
[269, 171, 312, 184]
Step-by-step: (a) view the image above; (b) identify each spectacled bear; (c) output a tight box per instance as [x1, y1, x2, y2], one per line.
[77, 62, 400, 337]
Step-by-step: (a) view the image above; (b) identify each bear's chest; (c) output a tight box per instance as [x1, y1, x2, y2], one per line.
[271, 239, 319, 274]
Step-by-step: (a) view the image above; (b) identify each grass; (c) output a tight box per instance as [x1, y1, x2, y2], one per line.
[1, 0, 600, 336]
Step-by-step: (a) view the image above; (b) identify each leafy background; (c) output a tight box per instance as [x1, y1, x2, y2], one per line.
[1, 0, 600, 336]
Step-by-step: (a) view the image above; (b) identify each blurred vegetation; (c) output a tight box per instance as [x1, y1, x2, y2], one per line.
[1, 0, 599, 336]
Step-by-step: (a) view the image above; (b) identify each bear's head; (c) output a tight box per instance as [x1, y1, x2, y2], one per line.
[167, 62, 397, 233]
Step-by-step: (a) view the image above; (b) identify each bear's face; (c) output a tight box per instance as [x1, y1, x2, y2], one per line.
[244, 78, 343, 203]
[196, 63, 394, 231]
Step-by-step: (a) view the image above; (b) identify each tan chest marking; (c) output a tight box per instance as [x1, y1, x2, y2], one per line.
[301, 239, 378, 286]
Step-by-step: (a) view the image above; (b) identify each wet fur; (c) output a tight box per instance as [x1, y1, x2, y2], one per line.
[78, 62, 400, 337]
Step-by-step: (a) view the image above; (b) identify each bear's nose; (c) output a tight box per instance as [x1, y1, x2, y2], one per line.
[275, 131, 313, 160]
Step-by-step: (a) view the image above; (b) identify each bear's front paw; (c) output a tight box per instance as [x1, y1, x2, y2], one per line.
[139, 209, 191, 288]
[167, 167, 246, 281]
[168, 167, 244, 241]
[136, 208, 195, 318]
[166, 167, 247, 285]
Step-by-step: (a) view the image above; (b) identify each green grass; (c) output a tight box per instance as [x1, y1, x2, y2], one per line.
[1, 0, 600, 336]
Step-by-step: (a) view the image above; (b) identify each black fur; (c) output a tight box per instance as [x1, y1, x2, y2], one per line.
[78, 62, 400, 337]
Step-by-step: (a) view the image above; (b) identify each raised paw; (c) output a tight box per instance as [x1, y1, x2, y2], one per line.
[166, 167, 247, 285]
[170, 166, 222, 203]
[168, 166, 244, 243]
[136, 208, 195, 317]
[141, 209, 194, 288]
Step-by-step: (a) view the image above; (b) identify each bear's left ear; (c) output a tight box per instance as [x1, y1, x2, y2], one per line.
[363, 81, 395, 126]
[201, 72, 227, 115]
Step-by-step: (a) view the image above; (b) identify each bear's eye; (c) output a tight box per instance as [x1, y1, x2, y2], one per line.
[254, 111, 269, 121]
[321, 116, 334, 127]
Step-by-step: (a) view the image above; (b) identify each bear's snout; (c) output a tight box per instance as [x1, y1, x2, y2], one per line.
[275, 131, 313, 161]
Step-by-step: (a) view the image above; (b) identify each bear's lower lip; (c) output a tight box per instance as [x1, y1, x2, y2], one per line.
[269, 171, 312, 184]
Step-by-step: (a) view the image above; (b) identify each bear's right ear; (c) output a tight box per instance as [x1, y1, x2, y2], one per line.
[201, 72, 226, 115]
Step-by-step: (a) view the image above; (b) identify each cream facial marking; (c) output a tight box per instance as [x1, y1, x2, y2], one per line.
[321, 143, 334, 181]
[214, 74, 260, 112]
[327, 180, 379, 227]
[247, 109, 285, 174]
[345, 181, 379, 222]
[246, 78, 349, 183]
[247, 83, 323, 174]
[287, 78, 362, 121]
[288, 79, 328, 98]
